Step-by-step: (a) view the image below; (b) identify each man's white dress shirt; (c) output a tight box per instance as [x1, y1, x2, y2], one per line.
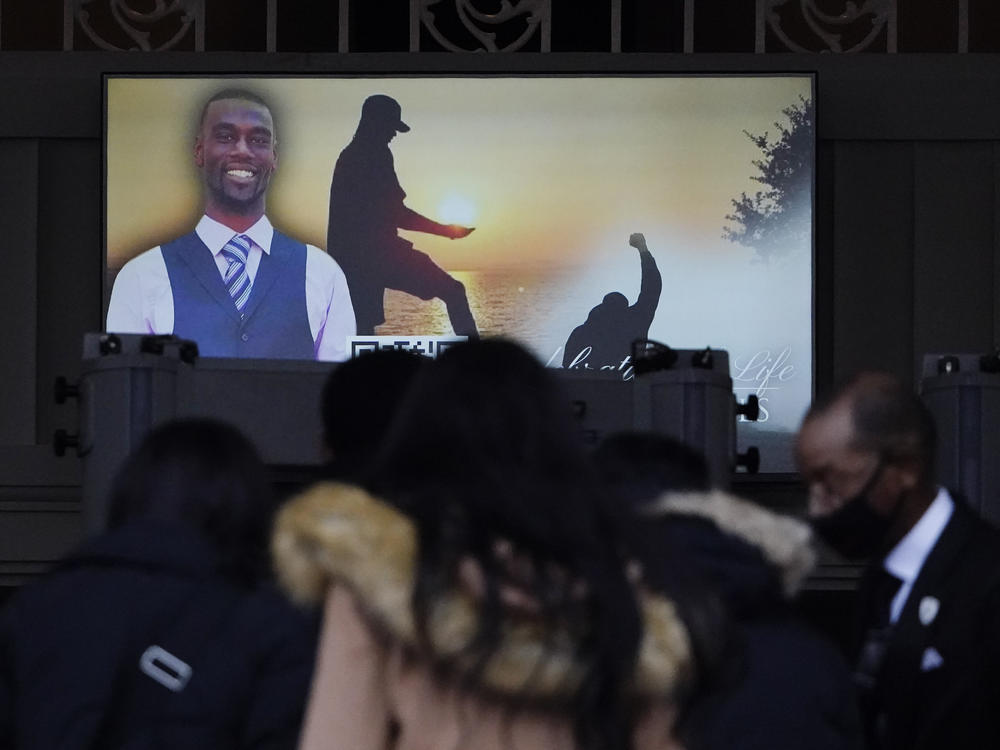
[883, 487, 954, 624]
[107, 215, 356, 361]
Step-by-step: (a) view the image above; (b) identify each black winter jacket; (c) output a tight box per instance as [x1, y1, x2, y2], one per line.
[629, 491, 863, 750]
[0, 520, 317, 750]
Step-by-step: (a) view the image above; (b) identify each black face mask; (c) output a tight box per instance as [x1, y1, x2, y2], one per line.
[811, 460, 894, 560]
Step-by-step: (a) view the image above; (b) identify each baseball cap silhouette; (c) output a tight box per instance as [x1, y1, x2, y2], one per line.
[360, 94, 410, 133]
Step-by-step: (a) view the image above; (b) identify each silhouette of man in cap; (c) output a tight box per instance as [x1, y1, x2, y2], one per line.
[327, 94, 478, 337]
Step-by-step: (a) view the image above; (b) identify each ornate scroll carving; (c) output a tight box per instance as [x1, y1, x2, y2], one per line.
[419, 0, 550, 53]
[765, 0, 893, 53]
[70, 0, 200, 51]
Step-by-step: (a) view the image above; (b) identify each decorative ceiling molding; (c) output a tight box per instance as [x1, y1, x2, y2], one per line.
[65, 0, 203, 51]
[764, 0, 896, 53]
[48, 0, 978, 55]
[414, 0, 550, 53]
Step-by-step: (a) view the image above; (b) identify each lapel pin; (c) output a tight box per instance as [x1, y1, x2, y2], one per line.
[920, 647, 944, 672]
[919, 596, 940, 626]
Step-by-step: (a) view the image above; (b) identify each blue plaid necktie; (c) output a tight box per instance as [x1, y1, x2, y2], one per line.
[220, 234, 253, 314]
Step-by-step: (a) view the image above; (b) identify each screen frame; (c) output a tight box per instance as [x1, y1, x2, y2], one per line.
[102, 63, 817, 478]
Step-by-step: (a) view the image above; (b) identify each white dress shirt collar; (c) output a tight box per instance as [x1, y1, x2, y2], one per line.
[884, 487, 954, 589]
[195, 214, 274, 256]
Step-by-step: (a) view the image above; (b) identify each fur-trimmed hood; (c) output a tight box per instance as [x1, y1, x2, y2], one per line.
[638, 490, 816, 599]
[272, 482, 693, 703]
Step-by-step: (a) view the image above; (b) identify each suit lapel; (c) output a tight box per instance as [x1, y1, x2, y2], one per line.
[176, 234, 242, 323]
[878, 503, 975, 739]
[240, 234, 289, 323]
[895, 502, 972, 638]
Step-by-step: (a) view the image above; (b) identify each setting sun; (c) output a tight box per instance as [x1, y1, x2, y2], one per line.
[437, 192, 478, 226]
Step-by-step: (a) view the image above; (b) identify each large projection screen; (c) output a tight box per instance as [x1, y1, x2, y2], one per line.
[105, 74, 814, 472]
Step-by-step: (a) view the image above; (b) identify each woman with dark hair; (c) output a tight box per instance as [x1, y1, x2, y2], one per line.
[273, 339, 698, 750]
[593, 431, 711, 505]
[0, 419, 316, 750]
[107, 418, 276, 584]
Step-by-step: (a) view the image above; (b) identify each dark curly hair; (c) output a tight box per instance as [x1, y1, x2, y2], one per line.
[364, 338, 645, 750]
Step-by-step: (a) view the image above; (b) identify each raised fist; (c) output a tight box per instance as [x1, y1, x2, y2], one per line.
[628, 232, 647, 252]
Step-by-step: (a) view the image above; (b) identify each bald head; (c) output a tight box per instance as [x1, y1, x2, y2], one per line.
[806, 372, 936, 481]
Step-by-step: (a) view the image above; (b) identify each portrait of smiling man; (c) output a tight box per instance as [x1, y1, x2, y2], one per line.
[107, 88, 356, 361]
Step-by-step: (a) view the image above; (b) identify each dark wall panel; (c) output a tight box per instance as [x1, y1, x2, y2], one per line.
[831, 141, 914, 386]
[36, 139, 103, 442]
[0, 140, 39, 445]
[2, 52, 1000, 577]
[995, 144, 1000, 345]
[0, 62, 101, 138]
[912, 142, 996, 375]
[815, 56, 1000, 141]
[814, 139, 835, 396]
[0, 500, 84, 579]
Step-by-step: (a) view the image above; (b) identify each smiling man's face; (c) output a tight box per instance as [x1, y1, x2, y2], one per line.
[195, 98, 277, 220]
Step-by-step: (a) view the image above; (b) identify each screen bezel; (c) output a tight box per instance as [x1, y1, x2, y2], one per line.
[102, 66, 817, 477]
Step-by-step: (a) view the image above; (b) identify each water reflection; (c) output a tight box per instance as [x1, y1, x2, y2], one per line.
[376, 268, 580, 357]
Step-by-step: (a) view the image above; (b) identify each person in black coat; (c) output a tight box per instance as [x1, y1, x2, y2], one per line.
[797, 371, 1000, 750]
[319, 347, 425, 483]
[0, 419, 317, 750]
[594, 431, 862, 750]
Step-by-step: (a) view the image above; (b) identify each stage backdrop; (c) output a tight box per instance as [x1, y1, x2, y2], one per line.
[105, 75, 813, 471]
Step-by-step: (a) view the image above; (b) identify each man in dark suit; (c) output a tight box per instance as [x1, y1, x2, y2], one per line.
[795, 371, 1000, 750]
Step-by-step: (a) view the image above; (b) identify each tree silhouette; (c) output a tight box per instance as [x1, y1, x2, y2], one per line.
[724, 96, 814, 264]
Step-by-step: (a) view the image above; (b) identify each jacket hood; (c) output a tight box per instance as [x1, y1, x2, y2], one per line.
[67, 520, 222, 578]
[272, 481, 693, 703]
[638, 490, 816, 602]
